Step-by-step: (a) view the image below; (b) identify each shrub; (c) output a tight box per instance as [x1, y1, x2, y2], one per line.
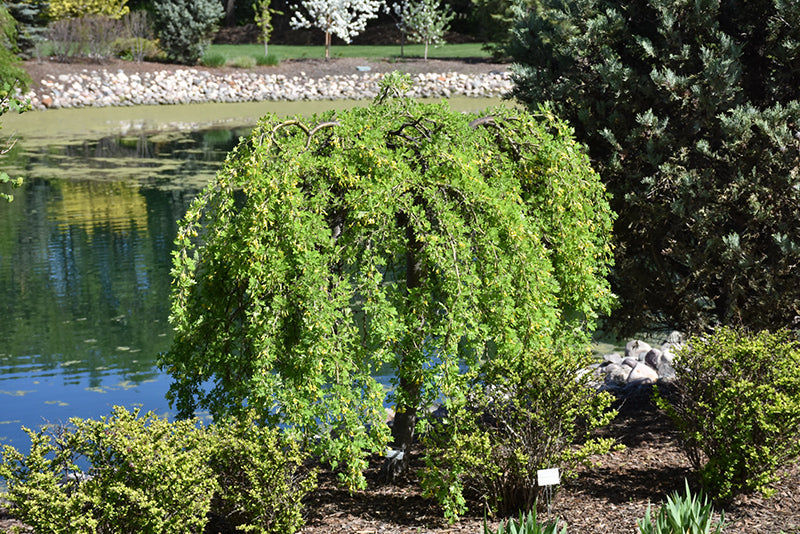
[201, 52, 227, 67]
[255, 53, 280, 66]
[508, 0, 800, 333]
[486, 509, 566, 534]
[0, 406, 218, 533]
[152, 0, 224, 65]
[638, 481, 724, 534]
[423, 343, 617, 519]
[48, 0, 129, 20]
[112, 37, 161, 62]
[655, 327, 800, 502]
[46, 15, 121, 62]
[208, 414, 316, 533]
[229, 55, 257, 68]
[120, 10, 153, 62]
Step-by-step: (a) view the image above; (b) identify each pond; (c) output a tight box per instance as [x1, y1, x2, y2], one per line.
[0, 97, 510, 454]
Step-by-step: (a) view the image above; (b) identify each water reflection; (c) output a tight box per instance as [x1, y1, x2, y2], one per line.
[0, 138, 208, 450]
[2, 125, 251, 186]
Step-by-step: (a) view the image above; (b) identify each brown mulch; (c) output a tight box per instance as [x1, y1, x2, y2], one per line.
[4, 397, 798, 533]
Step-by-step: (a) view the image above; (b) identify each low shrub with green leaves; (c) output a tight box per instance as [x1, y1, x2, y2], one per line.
[422, 343, 617, 519]
[486, 509, 566, 534]
[0, 406, 217, 533]
[208, 414, 316, 533]
[656, 327, 800, 502]
[112, 37, 161, 61]
[638, 481, 724, 534]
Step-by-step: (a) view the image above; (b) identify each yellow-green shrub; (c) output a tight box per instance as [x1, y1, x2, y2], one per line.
[656, 327, 800, 502]
[48, 0, 129, 20]
[0, 406, 217, 533]
[208, 414, 316, 533]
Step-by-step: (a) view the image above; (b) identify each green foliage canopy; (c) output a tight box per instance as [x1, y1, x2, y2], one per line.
[152, 0, 224, 65]
[508, 0, 800, 333]
[161, 78, 615, 490]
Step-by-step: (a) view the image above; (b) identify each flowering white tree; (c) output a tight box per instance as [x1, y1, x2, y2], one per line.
[394, 0, 453, 60]
[290, 0, 384, 59]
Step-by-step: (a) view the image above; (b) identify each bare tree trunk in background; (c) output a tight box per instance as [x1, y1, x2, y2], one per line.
[225, 0, 236, 26]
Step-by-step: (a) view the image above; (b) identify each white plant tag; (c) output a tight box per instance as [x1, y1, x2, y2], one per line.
[537, 468, 560, 486]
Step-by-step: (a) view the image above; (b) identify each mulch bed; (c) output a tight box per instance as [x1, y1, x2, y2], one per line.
[2, 391, 799, 534]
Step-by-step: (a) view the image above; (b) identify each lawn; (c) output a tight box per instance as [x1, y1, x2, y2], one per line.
[206, 43, 493, 62]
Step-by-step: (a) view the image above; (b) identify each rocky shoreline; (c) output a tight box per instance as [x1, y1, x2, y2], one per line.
[20, 67, 513, 110]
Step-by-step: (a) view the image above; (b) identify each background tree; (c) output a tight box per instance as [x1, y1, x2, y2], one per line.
[0, 3, 31, 91]
[253, 0, 282, 55]
[161, 76, 616, 491]
[4, 0, 50, 58]
[394, 0, 453, 60]
[471, 0, 530, 58]
[509, 0, 800, 334]
[289, 0, 384, 59]
[152, 0, 224, 64]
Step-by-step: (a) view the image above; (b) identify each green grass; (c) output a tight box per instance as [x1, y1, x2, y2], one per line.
[206, 43, 492, 62]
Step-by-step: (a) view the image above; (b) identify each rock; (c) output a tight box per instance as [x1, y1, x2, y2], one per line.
[625, 340, 652, 358]
[657, 360, 677, 381]
[644, 349, 663, 369]
[20, 68, 514, 109]
[41, 95, 53, 107]
[621, 357, 639, 368]
[603, 352, 622, 365]
[663, 330, 685, 345]
[627, 362, 659, 385]
[603, 364, 630, 387]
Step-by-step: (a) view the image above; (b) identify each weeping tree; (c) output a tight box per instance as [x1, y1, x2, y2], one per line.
[161, 75, 616, 491]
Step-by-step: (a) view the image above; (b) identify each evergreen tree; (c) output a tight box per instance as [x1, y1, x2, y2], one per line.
[152, 0, 224, 65]
[4, 0, 50, 58]
[509, 0, 800, 333]
[0, 4, 31, 91]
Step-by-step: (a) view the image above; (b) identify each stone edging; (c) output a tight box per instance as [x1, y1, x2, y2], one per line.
[21, 68, 514, 110]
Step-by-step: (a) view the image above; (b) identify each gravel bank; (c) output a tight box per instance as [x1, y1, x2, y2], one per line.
[21, 67, 512, 110]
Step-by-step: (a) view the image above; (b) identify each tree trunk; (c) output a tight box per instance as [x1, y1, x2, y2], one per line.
[225, 0, 236, 27]
[325, 31, 331, 59]
[386, 215, 424, 480]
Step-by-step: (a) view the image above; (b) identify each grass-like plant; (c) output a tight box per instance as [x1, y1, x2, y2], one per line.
[201, 52, 227, 67]
[229, 55, 257, 68]
[485, 509, 566, 534]
[256, 53, 280, 66]
[638, 480, 724, 534]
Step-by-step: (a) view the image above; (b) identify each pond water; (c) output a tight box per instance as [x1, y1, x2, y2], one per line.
[0, 97, 511, 454]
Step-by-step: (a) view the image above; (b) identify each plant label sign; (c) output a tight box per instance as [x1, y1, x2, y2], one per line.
[537, 468, 560, 486]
